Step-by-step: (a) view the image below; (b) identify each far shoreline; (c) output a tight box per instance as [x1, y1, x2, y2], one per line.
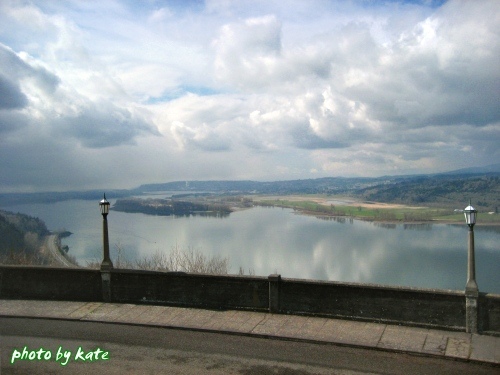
[252, 194, 500, 225]
[294, 209, 500, 225]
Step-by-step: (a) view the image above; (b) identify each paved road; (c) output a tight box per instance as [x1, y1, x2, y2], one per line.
[44, 234, 74, 267]
[1, 318, 497, 375]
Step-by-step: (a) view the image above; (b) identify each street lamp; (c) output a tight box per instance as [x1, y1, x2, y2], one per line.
[464, 200, 478, 333]
[464, 201, 477, 228]
[99, 193, 113, 271]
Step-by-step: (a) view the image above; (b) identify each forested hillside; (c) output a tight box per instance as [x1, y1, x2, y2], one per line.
[0, 210, 50, 264]
[355, 175, 499, 211]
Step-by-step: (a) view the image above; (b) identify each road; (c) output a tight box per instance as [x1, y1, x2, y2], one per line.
[1, 318, 497, 374]
[44, 234, 74, 267]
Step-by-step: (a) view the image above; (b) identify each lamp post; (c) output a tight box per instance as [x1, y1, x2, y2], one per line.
[99, 193, 113, 271]
[464, 200, 478, 333]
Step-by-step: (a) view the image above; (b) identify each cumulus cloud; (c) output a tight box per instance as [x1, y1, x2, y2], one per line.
[171, 120, 231, 151]
[214, 15, 283, 89]
[347, 5, 500, 130]
[0, 74, 27, 110]
[0, 0, 498, 191]
[0, 29, 159, 148]
[53, 101, 159, 148]
[206, 1, 499, 162]
[0, 43, 60, 133]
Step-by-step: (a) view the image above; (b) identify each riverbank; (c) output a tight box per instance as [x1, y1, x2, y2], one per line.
[252, 195, 500, 224]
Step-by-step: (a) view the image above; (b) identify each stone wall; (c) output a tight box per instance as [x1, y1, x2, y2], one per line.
[277, 277, 465, 328]
[1, 265, 499, 334]
[0, 265, 101, 301]
[110, 269, 269, 311]
[480, 293, 500, 334]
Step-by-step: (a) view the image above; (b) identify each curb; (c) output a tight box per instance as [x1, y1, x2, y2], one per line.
[2, 314, 498, 368]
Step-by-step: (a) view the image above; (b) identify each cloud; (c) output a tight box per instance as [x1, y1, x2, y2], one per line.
[0, 42, 60, 133]
[0, 32, 159, 148]
[0, 74, 27, 110]
[54, 101, 159, 148]
[211, 1, 498, 152]
[0, 109, 28, 134]
[0, 0, 499, 192]
[171, 120, 231, 152]
[213, 15, 283, 90]
[355, 2, 499, 129]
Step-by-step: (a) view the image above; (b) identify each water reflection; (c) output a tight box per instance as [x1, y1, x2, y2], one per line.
[373, 223, 397, 229]
[2, 201, 500, 293]
[314, 216, 354, 224]
[403, 223, 432, 231]
[474, 225, 500, 234]
[174, 212, 231, 219]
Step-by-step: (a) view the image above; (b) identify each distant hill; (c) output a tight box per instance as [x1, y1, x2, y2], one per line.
[442, 163, 500, 175]
[0, 165, 498, 211]
[355, 174, 500, 211]
[136, 173, 499, 211]
[134, 177, 378, 195]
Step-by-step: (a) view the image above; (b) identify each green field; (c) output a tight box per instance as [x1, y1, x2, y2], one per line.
[255, 197, 500, 224]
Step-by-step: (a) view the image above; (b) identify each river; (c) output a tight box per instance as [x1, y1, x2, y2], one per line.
[2, 199, 500, 294]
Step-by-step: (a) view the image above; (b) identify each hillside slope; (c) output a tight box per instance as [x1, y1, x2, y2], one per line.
[355, 174, 499, 211]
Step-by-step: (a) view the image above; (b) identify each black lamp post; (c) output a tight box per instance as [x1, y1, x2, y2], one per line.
[99, 193, 113, 271]
[464, 200, 478, 333]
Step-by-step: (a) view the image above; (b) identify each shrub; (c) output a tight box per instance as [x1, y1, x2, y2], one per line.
[87, 244, 230, 275]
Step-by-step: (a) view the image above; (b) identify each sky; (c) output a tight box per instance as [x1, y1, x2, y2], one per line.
[0, 0, 498, 193]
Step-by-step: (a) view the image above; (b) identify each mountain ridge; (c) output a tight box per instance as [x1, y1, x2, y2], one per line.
[0, 165, 499, 210]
